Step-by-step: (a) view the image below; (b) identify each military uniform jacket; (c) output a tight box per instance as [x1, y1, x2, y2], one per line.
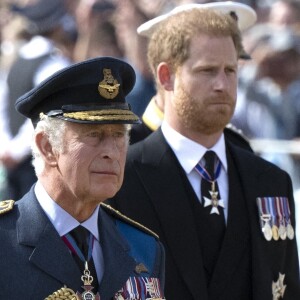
[0, 187, 165, 300]
[109, 128, 300, 300]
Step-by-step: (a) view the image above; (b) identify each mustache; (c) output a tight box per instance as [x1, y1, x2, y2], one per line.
[205, 94, 235, 103]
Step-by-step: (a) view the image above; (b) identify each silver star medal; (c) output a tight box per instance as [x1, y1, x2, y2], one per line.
[272, 273, 286, 300]
[203, 181, 224, 214]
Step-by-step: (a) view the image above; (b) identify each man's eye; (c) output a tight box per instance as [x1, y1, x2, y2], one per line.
[226, 68, 236, 74]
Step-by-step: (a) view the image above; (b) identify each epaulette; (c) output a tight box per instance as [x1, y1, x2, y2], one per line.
[225, 123, 253, 153]
[225, 123, 249, 142]
[0, 200, 15, 215]
[100, 203, 159, 239]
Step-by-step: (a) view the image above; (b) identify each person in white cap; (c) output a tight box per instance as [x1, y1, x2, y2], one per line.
[108, 6, 300, 300]
[137, 1, 257, 37]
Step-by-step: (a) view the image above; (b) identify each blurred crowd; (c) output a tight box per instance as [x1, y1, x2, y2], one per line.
[0, 0, 300, 198]
[232, 0, 300, 190]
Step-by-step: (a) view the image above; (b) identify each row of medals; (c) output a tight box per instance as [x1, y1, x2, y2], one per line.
[261, 214, 294, 241]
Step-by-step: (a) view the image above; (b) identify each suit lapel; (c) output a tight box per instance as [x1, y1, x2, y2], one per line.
[17, 190, 82, 291]
[133, 129, 207, 300]
[98, 207, 136, 300]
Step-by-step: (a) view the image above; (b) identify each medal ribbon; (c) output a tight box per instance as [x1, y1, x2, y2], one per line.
[281, 197, 291, 225]
[195, 156, 222, 183]
[141, 277, 163, 299]
[257, 197, 271, 226]
[257, 197, 270, 217]
[256, 198, 263, 228]
[62, 230, 94, 263]
[126, 277, 140, 299]
[119, 277, 165, 300]
[256, 198, 264, 228]
[267, 197, 277, 227]
[275, 197, 284, 227]
[264, 198, 271, 219]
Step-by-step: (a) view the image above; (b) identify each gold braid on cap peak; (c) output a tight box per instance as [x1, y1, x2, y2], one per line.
[100, 203, 159, 239]
[63, 110, 139, 122]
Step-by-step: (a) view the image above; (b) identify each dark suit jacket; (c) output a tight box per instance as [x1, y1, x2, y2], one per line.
[129, 121, 153, 144]
[0, 187, 165, 300]
[108, 128, 300, 300]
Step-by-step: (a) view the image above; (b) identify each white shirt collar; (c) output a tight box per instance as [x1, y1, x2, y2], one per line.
[34, 181, 100, 241]
[161, 121, 228, 174]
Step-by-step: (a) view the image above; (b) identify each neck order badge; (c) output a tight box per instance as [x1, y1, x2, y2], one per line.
[62, 226, 100, 300]
[195, 151, 225, 214]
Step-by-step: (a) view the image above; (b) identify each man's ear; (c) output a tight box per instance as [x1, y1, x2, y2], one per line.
[35, 132, 58, 167]
[157, 62, 174, 91]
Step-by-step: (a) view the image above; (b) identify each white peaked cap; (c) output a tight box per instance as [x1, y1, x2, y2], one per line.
[137, 1, 257, 37]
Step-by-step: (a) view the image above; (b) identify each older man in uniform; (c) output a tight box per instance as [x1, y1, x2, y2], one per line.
[0, 57, 165, 300]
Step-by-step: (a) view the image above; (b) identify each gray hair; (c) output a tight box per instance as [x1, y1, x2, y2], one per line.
[31, 115, 66, 175]
[31, 115, 132, 175]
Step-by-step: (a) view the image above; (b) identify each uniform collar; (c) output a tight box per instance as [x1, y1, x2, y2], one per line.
[142, 96, 164, 131]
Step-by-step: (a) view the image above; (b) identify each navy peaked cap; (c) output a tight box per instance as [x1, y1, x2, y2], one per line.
[15, 56, 140, 126]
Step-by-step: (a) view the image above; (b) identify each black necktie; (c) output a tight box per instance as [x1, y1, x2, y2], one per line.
[200, 151, 226, 279]
[70, 226, 99, 292]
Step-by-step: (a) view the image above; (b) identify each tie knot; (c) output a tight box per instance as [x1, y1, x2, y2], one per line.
[70, 226, 90, 258]
[203, 151, 217, 178]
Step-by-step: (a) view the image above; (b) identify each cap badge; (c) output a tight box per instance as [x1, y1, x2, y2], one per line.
[98, 68, 120, 99]
[229, 11, 238, 22]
